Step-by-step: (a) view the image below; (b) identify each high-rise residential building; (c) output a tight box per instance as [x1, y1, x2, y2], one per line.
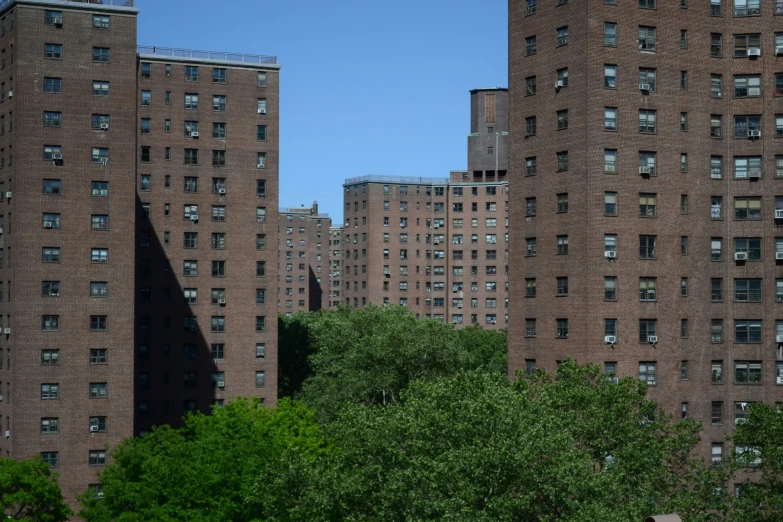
[508, 0, 783, 461]
[278, 202, 330, 314]
[341, 88, 509, 326]
[0, 0, 279, 503]
[328, 226, 343, 308]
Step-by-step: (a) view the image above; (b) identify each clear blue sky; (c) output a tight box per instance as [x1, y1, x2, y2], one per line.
[136, 0, 508, 220]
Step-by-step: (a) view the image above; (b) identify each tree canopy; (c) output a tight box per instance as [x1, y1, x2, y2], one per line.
[0, 456, 72, 521]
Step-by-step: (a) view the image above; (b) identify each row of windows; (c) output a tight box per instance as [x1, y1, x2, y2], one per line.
[136, 371, 265, 389]
[523, 317, 783, 345]
[139, 62, 268, 87]
[140, 91, 268, 114]
[43, 43, 109, 62]
[345, 184, 508, 197]
[39, 417, 107, 435]
[41, 450, 107, 468]
[139, 146, 266, 168]
[139, 119, 267, 141]
[526, 0, 775, 17]
[138, 343, 267, 362]
[43, 10, 107, 29]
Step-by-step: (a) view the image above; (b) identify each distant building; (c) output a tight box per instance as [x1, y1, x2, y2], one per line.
[328, 226, 343, 308]
[278, 202, 331, 314]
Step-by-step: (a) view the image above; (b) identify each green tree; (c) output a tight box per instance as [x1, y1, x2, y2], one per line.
[295, 304, 507, 422]
[0, 456, 72, 521]
[78, 398, 329, 522]
[295, 362, 725, 521]
[728, 402, 783, 521]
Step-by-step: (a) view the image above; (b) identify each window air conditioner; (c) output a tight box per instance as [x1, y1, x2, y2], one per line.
[258, 108, 266, 114]
[3, 328, 9, 334]
[639, 166, 651, 175]
[608, 377, 619, 384]
[748, 130, 761, 138]
[4, 431, 8, 438]
[257, 163, 264, 169]
[747, 48, 761, 57]
[605, 251, 617, 259]
[776, 252, 783, 260]
[90, 426, 99, 433]
[748, 87, 761, 97]
[555, 80, 564, 88]
[190, 215, 199, 221]
[777, 46, 783, 56]
[434, 240, 439, 245]
[191, 131, 199, 138]
[777, 334, 783, 343]
[52, 153, 63, 160]
[457, 304, 462, 309]
[0, 226, 4, 234]
[735, 252, 748, 261]
[218, 188, 226, 195]
[100, 123, 109, 130]
[639, 83, 651, 92]
[218, 298, 226, 305]
[647, 336, 658, 344]
[749, 170, 761, 179]
[490, 320, 496, 324]
[4, 192, 10, 199]
[217, 381, 225, 388]
[604, 335, 617, 344]
[44, 221, 53, 228]
[647, 290, 656, 299]
[777, 376, 783, 385]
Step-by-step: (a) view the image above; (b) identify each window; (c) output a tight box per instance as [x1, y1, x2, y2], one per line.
[185, 65, 199, 82]
[735, 320, 762, 343]
[42, 281, 59, 297]
[604, 65, 616, 88]
[525, 198, 536, 217]
[91, 148, 108, 164]
[41, 452, 59, 467]
[211, 317, 225, 333]
[710, 115, 723, 138]
[525, 76, 536, 96]
[712, 238, 723, 261]
[41, 350, 59, 365]
[213, 95, 226, 111]
[639, 151, 656, 174]
[256, 316, 266, 332]
[680, 30, 687, 49]
[184, 149, 198, 166]
[604, 108, 617, 131]
[140, 62, 151, 79]
[44, 77, 62, 94]
[734, 115, 761, 138]
[89, 383, 107, 398]
[710, 402, 724, 426]
[184, 93, 199, 110]
[525, 279, 536, 298]
[89, 450, 107, 466]
[256, 261, 266, 277]
[638, 68, 656, 91]
[734, 0, 761, 16]
[639, 278, 657, 301]
[44, 10, 62, 24]
[711, 197, 723, 219]
[639, 362, 656, 385]
[556, 110, 568, 130]
[712, 279, 724, 301]
[556, 277, 568, 296]
[257, 153, 266, 169]
[735, 75, 761, 98]
[213, 67, 227, 84]
[556, 151, 568, 171]
[91, 215, 108, 230]
[525, 238, 536, 256]
[712, 320, 724, 343]
[43, 179, 61, 194]
[43, 213, 60, 229]
[605, 277, 617, 300]
[735, 279, 762, 302]
[638, 26, 657, 51]
[525, 35, 537, 56]
[605, 192, 617, 215]
[90, 349, 107, 364]
[711, 156, 723, 179]
[41, 384, 59, 400]
[556, 26, 568, 46]
[93, 14, 109, 28]
[91, 248, 108, 263]
[44, 44, 62, 60]
[639, 194, 656, 217]
[557, 68, 568, 88]
[41, 418, 58, 434]
[639, 110, 657, 133]
[735, 361, 762, 383]
[556, 319, 568, 338]
[735, 238, 762, 260]
[557, 193, 568, 213]
[556, 235, 568, 255]
[604, 23, 616, 46]
[90, 316, 107, 331]
[734, 197, 762, 220]
[711, 75, 723, 98]
[680, 71, 688, 89]
[92, 47, 109, 63]
[525, 116, 536, 136]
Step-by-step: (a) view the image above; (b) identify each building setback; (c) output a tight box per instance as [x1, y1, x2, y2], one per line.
[508, 0, 783, 465]
[277, 202, 331, 314]
[0, 0, 279, 504]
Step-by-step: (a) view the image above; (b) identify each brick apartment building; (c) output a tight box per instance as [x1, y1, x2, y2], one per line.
[341, 88, 509, 327]
[277, 202, 331, 314]
[327, 226, 343, 308]
[508, 0, 783, 467]
[0, 0, 279, 503]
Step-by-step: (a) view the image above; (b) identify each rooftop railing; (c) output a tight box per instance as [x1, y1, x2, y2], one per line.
[137, 46, 277, 65]
[344, 175, 450, 185]
[1, 0, 135, 9]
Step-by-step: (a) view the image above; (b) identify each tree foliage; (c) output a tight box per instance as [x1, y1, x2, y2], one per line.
[289, 304, 507, 421]
[0, 456, 72, 521]
[287, 362, 726, 521]
[78, 398, 329, 522]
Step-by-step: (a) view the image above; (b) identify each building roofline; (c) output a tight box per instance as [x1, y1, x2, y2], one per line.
[469, 87, 508, 93]
[138, 46, 279, 69]
[4, 0, 139, 15]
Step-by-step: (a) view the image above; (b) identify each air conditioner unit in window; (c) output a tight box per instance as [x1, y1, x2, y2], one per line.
[604, 335, 617, 344]
[748, 130, 762, 138]
[639, 83, 651, 92]
[605, 121, 616, 129]
[434, 224, 440, 229]
[749, 170, 761, 179]
[218, 298, 226, 305]
[52, 153, 62, 160]
[776, 334, 783, 343]
[605, 251, 617, 259]
[434, 240, 439, 245]
[490, 320, 497, 324]
[100, 123, 109, 130]
[43, 221, 53, 228]
[777, 376, 783, 385]
[748, 87, 761, 97]
[7, 91, 12, 99]
[257, 163, 264, 169]
[639, 166, 651, 175]
[608, 377, 619, 384]
[3, 328, 9, 335]
[4, 192, 10, 199]
[191, 131, 199, 138]
[190, 215, 199, 221]
[648, 335, 658, 344]
[748, 48, 761, 57]
[646, 290, 656, 299]
[217, 381, 225, 388]
[457, 304, 462, 309]
[218, 188, 226, 195]
[0, 226, 4, 235]
[258, 108, 266, 114]
[555, 80, 564, 88]
[776, 209, 783, 219]
[4, 431, 8, 438]
[777, 46, 783, 56]
[90, 426, 99, 433]
[735, 252, 748, 261]
[776, 252, 783, 260]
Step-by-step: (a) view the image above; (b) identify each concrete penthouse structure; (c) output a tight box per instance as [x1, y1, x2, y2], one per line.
[328, 225, 342, 308]
[277, 202, 331, 314]
[508, 0, 783, 464]
[0, 0, 279, 503]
